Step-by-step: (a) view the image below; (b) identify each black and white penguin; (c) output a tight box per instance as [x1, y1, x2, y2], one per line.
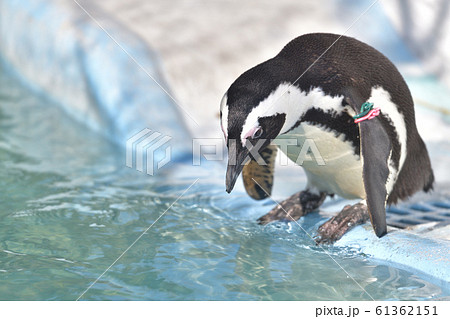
[221, 33, 434, 243]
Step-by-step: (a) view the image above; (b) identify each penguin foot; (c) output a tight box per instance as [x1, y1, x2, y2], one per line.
[315, 203, 369, 244]
[257, 191, 326, 225]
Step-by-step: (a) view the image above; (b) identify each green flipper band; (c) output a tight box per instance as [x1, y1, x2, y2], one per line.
[353, 102, 374, 120]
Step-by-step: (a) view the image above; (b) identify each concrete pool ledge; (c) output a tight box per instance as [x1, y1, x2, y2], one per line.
[0, 0, 191, 155]
[333, 222, 450, 287]
[316, 198, 449, 286]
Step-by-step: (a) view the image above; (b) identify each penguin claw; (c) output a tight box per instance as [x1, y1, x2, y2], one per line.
[257, 191, 306, 225]
[257, 202, 304, 225]
[257, 191, 326, 225]
[315, 203, 369, 245]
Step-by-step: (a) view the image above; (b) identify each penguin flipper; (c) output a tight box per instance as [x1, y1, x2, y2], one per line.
[359, 118, 390, 237]
[242, 144, 277, 200]
[344, 90, 390, 237]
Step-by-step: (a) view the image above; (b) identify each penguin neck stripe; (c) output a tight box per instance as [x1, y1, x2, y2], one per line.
[295, 107, 360, 155]
[240, 84, 345, 142]
[368, 87, 407, 173]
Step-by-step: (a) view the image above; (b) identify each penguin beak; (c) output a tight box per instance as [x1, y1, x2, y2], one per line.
[226, 141, 250, 193]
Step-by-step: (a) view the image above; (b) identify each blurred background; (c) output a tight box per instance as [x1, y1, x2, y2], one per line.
[2, 0, 450, 140]
[82, 0, 450, 138]
[0, 0, 449, 300]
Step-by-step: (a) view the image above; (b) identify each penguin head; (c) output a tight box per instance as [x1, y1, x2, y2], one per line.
[221, 68, 287, 193]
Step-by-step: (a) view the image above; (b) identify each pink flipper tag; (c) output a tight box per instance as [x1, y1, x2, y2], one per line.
[354, 107, 381, 124]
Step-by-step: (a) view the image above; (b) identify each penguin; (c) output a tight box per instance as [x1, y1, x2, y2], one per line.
[221, 33, 434, 243]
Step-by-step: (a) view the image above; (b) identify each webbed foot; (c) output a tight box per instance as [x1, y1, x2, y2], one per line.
[315, 203, 369, 244]
[257, 191, 326, 225]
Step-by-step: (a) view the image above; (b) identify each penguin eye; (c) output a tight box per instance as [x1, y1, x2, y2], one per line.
[252, 127, 263, 139]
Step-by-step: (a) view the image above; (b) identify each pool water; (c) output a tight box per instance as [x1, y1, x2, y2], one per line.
[0, 64, 448, 300]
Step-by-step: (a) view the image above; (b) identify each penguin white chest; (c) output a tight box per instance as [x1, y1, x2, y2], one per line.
[275, 123, 366, 199]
